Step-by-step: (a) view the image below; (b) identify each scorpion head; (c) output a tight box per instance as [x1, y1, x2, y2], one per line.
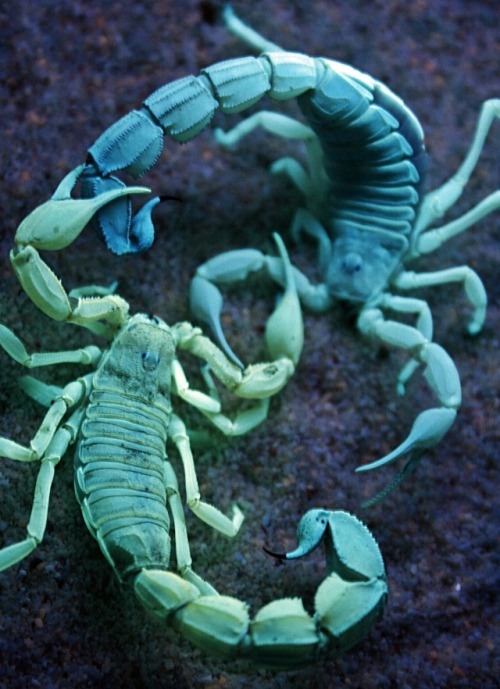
[102, 314, 176, 400]
[326, 232, 402, 303]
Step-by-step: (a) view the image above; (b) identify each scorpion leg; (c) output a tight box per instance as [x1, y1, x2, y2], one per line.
[415, 191, 500, 258]
[18, 376, 64, 408]
[356, 305, 460, 501]
[0, 383, 86, 570]
[163, 460, 218, 595]
[0, 377, 86, 464]
[413, 99, 500, 239]
[290, 208, 332, 269]
[169, 414, 244, 537]
[214, 110, 319, 198]
[133, 508, 387, 667]
[221, 4, 284, 53]
[395, 264, 488, 336]
[0, 324, 102, 368]
[171, 358, 222, 414]
[401, 103, 499, 334]
[215, 110, 329, 215]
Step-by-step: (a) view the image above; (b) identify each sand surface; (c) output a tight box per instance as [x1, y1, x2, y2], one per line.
[0, 1, 498, 687]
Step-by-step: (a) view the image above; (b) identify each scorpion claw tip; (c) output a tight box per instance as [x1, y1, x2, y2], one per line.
[263, 546, 287, 559]
[158, 194, 184, 204]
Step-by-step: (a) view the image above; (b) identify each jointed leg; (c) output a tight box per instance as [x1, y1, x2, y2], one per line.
[215, 110, 328, 212]
[215, 111, 315, 147]
[394, 265, 487, 334]
[290, 208, 332, 275]
[0, 324, 102, 368]
[18, 376, 64, 408]
[171, 358, 221, 413]
[0, 404, 84, 571]
[0, 378, 86, 463]
[163, 460, 218, 595]
[169, 414, 244, 537]
[414, 191, 500, 257]
[413, 98, 500, 238]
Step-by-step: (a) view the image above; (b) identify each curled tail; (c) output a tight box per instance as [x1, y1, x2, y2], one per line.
[134, 509, 387, 669]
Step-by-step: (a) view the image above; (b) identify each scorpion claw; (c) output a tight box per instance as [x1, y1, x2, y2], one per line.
[15, 166, 151, 252]
[190, 233, 303, 370]
[356, 407, 457, 474]
[264, 233, 304, 367]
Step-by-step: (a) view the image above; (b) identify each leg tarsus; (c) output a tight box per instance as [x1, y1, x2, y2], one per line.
[0, 537, 38, 571]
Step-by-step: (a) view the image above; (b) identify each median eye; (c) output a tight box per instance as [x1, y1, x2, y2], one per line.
[141, 350, 160, 371]
[342, 252, 363, 275]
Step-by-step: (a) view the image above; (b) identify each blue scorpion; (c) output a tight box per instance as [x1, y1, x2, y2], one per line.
[11, 7, 499, 503]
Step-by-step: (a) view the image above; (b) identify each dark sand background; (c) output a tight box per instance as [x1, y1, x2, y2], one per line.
[0, 1, 498, 687]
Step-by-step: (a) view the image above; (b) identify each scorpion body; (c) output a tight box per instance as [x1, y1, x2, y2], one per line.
[0, 312, 386, 669]
[75, 317, 176, 579]
[295, 65, 428, 298]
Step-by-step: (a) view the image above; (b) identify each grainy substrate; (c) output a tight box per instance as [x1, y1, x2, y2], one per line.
[0, 2, 498, 688]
